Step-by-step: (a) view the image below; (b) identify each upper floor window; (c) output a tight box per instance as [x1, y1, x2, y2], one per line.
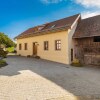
[24, 43, 28, 50]
[19, 44, 22, 50]
[44, 41, 49, 50]
[55, 40, 61, 50]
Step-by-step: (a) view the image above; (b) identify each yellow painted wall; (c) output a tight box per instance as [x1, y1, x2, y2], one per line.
[17, 31, 69, 64]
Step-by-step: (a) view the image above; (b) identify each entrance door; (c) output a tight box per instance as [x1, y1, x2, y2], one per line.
[33, 42, 37, 55]
[71, 49, 73, 61]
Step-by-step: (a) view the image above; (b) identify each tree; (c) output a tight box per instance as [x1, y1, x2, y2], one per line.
[0, 32, 15, 48]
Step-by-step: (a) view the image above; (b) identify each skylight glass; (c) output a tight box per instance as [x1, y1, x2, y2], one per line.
[50, 25, 56, 28]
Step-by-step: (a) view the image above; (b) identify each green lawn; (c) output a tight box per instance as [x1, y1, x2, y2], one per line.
[6, 47, 14, 53]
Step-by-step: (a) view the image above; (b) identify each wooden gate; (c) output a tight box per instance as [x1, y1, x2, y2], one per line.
[76, 46, 100, 65]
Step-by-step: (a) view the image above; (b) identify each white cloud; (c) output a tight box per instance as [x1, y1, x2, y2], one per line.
[75, 0, 100, 8]
[41, 0, 65, 4]
[81, 11, 100, 19]
[41, 0, 100, 7]
[41, 0, 100, 8]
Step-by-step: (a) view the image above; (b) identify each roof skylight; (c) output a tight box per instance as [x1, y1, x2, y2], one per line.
[50, 25, 56, 28]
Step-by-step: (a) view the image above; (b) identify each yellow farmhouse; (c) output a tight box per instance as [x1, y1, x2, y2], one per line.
[15, 14, 80, 64]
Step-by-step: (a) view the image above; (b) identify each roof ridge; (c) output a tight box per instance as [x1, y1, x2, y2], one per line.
[43, 13, 80, 24]
[28, 13, 80, 29]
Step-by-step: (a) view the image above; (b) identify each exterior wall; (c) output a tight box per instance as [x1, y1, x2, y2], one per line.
[17, 31, 69, 64]
[67, 15, 80, 64]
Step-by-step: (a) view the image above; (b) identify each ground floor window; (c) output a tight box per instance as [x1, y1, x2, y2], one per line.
[19, 44, 22, 50]
[24, 43, 28, 50]
[55, 40, 61, 50]
[44, 41, 49, 50]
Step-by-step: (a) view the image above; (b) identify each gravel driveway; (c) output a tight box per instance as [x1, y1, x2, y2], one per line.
[0, 56, 100, 100]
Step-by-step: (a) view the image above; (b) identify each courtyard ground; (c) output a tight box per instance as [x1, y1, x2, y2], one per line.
[0, 55, 100, 100]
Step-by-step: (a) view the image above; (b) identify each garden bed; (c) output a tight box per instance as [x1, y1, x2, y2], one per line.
[0, 60, 8, 68]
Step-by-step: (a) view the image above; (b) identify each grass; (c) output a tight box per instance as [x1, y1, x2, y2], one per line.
[0, 60, 7, 68]
[6, 47, 14, 53]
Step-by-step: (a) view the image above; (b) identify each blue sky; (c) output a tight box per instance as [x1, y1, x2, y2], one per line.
[0, 0, 100, 39]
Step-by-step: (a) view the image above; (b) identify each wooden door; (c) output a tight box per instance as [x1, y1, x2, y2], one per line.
[33, 43, 37, 55]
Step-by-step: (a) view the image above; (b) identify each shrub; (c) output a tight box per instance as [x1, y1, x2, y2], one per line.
[0, 49, 8, 58]
[0, 60, 7, 68]
[71, 58, 83, 67]
[27, 55, 31, 58]
[13, 50, 17, 53]
[35, 56, 40, 59]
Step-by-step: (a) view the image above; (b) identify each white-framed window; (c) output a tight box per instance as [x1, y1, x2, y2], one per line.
[55, 40, 61, 50]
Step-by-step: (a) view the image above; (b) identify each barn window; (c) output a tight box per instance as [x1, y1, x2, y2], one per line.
[93, 36, 100, 42]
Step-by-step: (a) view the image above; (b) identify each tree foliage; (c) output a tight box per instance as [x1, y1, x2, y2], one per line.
[0, 32, 15, 47]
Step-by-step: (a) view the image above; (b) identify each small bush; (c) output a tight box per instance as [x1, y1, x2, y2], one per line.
[0, 60, 7, 68]
[73, 59, 80, 63]
[27, 55, 31, 58]
[35, 56, 40, 59]
[13, 50, 17, 53]
[0, 49, 8, 58]
[71, 63, 83, 67]
[71, 59, 83, 67]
